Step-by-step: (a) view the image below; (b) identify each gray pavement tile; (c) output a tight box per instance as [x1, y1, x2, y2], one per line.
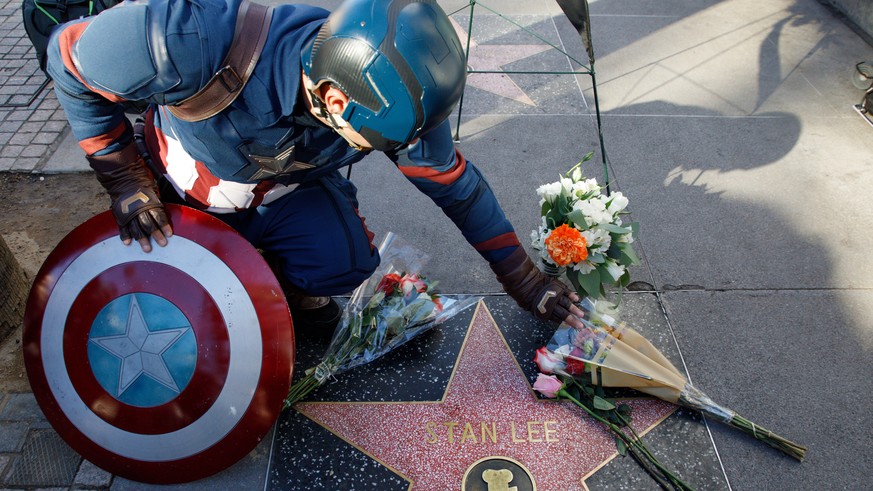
[600, 112, 873, 291]
[40, 129, 88, 173]
[0, 455, 9, 479]
[8, 156, 37, 170]
[6, 429, 80, 487]
[1, 392, 42, 421]
[74, 460, 112, 488]
[0, 421, 28, 452]
[661, 289, 873, 491]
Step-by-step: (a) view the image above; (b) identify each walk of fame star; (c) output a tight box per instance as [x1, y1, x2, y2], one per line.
[296, 301, 675, 490]
[450, 17, 552, 106]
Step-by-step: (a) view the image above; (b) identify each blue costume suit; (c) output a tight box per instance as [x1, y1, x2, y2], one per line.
[46, 0, 522, 295]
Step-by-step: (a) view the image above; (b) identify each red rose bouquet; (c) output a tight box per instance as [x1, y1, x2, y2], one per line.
[284, 233, 479, 408]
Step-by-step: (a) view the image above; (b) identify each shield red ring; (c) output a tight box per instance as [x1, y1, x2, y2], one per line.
[23, 204, 294, 483]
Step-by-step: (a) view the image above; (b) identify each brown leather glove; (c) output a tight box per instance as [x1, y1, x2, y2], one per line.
[87, 142, 170, 243]
[491, 247, 576, 323]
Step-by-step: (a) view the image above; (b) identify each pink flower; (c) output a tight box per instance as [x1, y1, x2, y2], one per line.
[533, 347, 566, 374]
[533, 373, 564, 398]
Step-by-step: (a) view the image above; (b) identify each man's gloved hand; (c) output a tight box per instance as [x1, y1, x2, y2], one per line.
[491, 248, 584, 328]
[87, 143, 173, 252]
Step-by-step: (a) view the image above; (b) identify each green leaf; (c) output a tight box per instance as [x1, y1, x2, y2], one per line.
[619, 270, 631, 287]
[566, 209, 588, 229]
[617, 403, 633, 421]
[567, 272, 583, 296]
[596, 264, 614, 286]
[576, 269, 601, 299]
[593, 395, 615, 410]
[541, 201, 551, 217]
[614, 435, 628, 456]
[600, 223, 631, 234]
[620, 244, 640, 265]
[606, 242, 622, 260]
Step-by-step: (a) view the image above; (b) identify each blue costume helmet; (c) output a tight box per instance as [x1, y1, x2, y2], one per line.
[302, 0, 466, 152]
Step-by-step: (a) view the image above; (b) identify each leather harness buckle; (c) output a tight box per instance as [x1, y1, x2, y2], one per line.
[216, 66, 242, 93]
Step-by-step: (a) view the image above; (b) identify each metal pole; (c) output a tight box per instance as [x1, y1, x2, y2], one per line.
[454, 0, 477, 143]
[590, 67, 610, 194]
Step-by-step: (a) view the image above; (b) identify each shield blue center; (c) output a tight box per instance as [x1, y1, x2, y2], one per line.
[88, 293, 197, 407]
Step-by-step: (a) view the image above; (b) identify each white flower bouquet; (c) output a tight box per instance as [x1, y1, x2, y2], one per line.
[531, 152, 640, 299]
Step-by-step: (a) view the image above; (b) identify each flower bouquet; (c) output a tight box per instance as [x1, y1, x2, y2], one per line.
[533, 352, 693, 490]
[531, 152, 639, 299]
[535, 298, 807, 462]
[284, 233, 480, 409]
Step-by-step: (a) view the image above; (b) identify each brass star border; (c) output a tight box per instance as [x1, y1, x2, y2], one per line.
[295, 301, 675, 490]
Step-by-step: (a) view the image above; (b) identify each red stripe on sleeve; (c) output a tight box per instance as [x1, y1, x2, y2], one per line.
[79, 121, 127, 155]
[397, 148, 468, 185]
[474, 232, 521, 252]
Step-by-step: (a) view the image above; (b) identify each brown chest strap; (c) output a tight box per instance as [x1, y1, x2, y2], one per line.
[167, 1, 273, 122]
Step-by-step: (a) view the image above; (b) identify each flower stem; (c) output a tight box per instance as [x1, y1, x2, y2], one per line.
[559, 389, 694, 491]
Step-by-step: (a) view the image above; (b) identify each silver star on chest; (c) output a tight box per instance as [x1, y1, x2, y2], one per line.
[248, 144, 315, 180]
[90, 295, 190, 397]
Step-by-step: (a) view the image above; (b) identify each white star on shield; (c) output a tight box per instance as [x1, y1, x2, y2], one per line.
[90, 295, 191, 397]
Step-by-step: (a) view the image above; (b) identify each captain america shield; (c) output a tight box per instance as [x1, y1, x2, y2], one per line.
[22, 204, 294, 484]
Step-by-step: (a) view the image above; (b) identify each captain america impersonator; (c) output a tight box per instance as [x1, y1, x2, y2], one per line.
[45, 0, 585, 330]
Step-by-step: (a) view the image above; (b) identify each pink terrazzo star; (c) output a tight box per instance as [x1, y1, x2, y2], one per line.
[297, 301, 675, 490]
[449, 18, 551, 106]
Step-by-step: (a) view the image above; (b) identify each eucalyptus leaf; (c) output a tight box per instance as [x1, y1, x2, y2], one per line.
[601, 223, 631, 234]
[576, 269, 601, 299]
[620, 244, 640, 265]
[609, 240, 628, 259]
[567, 209, 588, 229]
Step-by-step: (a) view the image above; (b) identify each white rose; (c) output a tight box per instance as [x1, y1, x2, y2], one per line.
[606, 192, 629, 215]
[573, 198, 612, 225]
[572, 178, 601, 197]
[536, 181, 563, 202]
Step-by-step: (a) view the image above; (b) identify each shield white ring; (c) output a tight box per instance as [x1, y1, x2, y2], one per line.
[40, 236, 262, 461]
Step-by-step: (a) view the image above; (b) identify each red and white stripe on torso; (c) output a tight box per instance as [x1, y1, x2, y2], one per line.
[144, 108, 297, 213]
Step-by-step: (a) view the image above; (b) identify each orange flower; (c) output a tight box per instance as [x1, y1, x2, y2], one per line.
[545, 224, 588, 266]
